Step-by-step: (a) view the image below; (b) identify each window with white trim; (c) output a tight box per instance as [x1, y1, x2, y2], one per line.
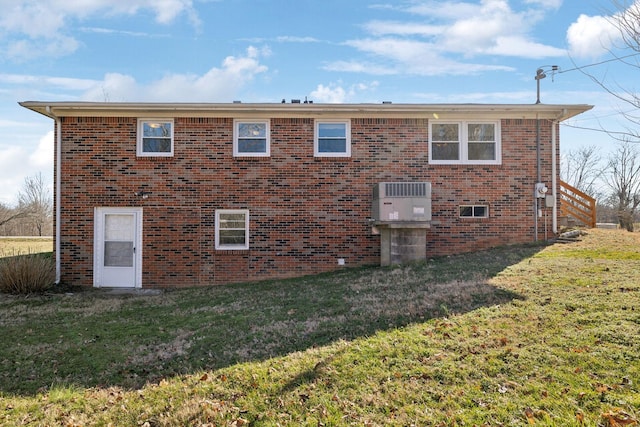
[429, 121, 500, 164]
[459, 205, 489, 218]
[137, 119, 174, 157]
[234, 120, 270, 156]
[314, 120, 351, 157]
[215, 210, 249, 250]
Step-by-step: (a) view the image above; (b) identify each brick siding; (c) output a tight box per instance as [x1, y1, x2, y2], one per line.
[56, 115, 557, 288]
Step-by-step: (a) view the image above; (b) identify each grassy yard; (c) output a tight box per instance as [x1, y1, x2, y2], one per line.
[0, 237, 53, 257]
[0, 229, 638, 426]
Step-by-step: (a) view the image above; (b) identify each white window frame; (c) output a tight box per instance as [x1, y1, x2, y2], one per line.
[459, 205, 490, 218]
[215, 209, 250, 250]
[137, 119, 174, 157]
[233, 120, 271, 157]
[429, 120, 501, 165]
[314, 120, 351, 157]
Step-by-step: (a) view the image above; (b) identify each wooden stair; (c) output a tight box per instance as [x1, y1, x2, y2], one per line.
[559, 180, 597, 228]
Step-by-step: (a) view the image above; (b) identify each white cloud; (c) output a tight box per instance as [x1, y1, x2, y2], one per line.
[436, 0, 563, 57]
[567, 14, 621, 59]
[275, 36, 321, 43]
[0, 0, 200, 61]
[406, 1, 479, 19]
[0, 135, 53, 206]
[484, 36, 565, 58]
[335, 37, 513, 76]
[79, 27, 166, 38]
[311, 84, 347, 103]
[0, 73, 98, 90]
[336, 0, 563, 77]
[29, 131, 54, 168]
[413, 89, 535, 103]
[0, 46, 268, 102]
[362, 21, 445, 37]
[81, 47, 268, 102]
[524, 0, 562, 9]
[324, 60, 398, 75]
[3, 36, 80, 62]
[310, 81, 380, 103]
[0, 146, 27, 205]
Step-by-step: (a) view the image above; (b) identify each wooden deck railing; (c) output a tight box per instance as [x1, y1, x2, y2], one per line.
[559, 180, 597, 228]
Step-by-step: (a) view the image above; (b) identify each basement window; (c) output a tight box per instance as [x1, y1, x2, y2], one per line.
[460, 205, 489, 218]
[137, 119, 174, 157]
[215, 210, 249, 250]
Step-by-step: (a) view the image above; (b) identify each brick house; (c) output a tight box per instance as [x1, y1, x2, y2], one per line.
[21, 101, 591, 289]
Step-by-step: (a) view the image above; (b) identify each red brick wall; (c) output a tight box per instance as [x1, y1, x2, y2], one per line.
[56, 115, 557, 288]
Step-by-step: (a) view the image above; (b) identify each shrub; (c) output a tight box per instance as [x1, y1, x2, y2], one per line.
[0, 252, 55, 294]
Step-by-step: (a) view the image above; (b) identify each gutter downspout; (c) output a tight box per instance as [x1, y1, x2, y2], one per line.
[46, 106, 61, 284]
[552, 119, 558, 234]
[535, 113, 540, 241]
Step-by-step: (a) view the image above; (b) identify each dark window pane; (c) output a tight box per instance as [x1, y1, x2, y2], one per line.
[318, 138, 347, 153]
[460, 206, 473, 217]
[432, 142, 459, 160]
[432, 123, 459, 142]
[468, 142, 495, 160]
[468, 124, 495, 142]
[104, 242, 133, 267]
[474, 206, 488, 217]
[238, 138, 266, 153]
[219, 230, 246, 245]
[143, 138, 172, 153]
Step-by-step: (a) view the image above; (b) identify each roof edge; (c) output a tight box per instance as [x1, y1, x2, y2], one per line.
[19, 101, 593, 121]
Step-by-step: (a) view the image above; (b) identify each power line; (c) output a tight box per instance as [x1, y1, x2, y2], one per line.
[570, 108, 639, 122]
[558, 52, 640, 74]
[560, 121, 639, 138]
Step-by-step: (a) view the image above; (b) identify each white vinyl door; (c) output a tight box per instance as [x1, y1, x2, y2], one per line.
[94, 208, 142, 288]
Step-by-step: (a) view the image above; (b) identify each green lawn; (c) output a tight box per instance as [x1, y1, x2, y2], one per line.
[0, 229, 638, 426]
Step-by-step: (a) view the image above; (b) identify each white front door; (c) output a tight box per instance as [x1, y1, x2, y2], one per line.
[94, 208, 142, 288]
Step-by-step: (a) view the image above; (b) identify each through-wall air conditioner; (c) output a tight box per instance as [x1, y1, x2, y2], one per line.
[372, 182, 431, 222]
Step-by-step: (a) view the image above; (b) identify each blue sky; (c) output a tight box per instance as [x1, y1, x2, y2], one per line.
[0, 0, 637, 205]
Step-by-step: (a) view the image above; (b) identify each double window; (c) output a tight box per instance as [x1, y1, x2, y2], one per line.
[137, 119, 174, 157]
[429, 121, 500, 164]
[234, 120, 270, 157]
[460, 205, 489, 218]
[215, 210, 249, 250]
[315, 120, 351, 157]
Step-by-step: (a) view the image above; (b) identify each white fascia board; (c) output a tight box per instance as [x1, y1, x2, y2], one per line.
[19, 101, 593, 122]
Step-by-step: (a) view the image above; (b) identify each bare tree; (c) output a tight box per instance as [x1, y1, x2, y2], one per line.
[602, 141, 640, 231]
[586, 1, 640, 142]
[561, 145, 603, 196]
[17, 173, 53, 236]
[574, 2, 640, 229]
[0, 203, 29, 229]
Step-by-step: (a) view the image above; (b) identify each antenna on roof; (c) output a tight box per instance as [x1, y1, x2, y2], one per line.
[535, 65, 558, 104]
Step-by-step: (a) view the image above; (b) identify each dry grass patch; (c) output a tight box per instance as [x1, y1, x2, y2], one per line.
[0, 237, 53, 257]
[0, 252, 54, 294]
